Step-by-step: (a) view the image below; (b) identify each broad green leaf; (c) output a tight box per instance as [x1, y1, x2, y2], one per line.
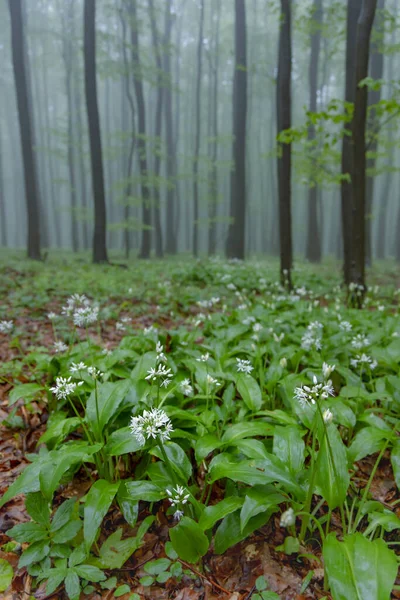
[169, 517, 209, 563]
[144, 558, 171, 575]
[348, 427, 390, 463]
[39, 417, 80, 448]
[65, 571, 80, 600]
[240, 489, 285, 532]
[19, 540, 50, 568]
[104, 427, 143, 456]
[199, 497, 244, 531]
[83, 480, 120, 552]
[324, 533, 398, 600]
[0, 459, 42, 508]
[50, 499, 77, 532]
[315, 424, 349, 510]
[214, 510, 270, 555]
[235, 439, 269, 460]
[86, 380, 130, 439]
[194, 434, 222, 463]
[221, 422, 272, 444]
[45, 568, 67, 595]
[52, 520, 81, 544]
[25, 492, 50, 526]
[117, 481, 139, 527]
[7, 522, 48, 543]
[273, 426, 305, 474]
[90, 523, 152, 569]
[74, 564, 106, 582]
[8, 383, 43, 406]
[0, 559, 13, 592]
[237, 374, 263, 411]
[151, 442, 192, 482]
[125, 480, 166, 502]
[390, 440, 400, 490]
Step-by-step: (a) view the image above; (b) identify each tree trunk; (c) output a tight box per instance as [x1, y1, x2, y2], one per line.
[84, 0, 108, 263]
[341, 0, 362, 284]
[305, 0, 323, 263]
[192, 0, 204, 257]
[365, 0, 385, 265]
[226, 0, 247, 259]
[8, 0, 41, 260]
[276, 0, 292, 288]
[164, 0, 177, 255]
[350, 0, 377, 301]
[148, 0, 164, 258]
[130, 0, 151, 259]
[0, 117, 6, 247]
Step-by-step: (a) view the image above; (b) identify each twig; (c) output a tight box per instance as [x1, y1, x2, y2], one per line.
[244, 585, 256, 600]
[178, 559, 231, 596]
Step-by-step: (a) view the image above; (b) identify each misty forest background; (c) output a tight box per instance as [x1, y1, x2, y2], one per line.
[1, 0, 400, 273]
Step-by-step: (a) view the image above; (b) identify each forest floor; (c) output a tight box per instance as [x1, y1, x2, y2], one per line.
[0, 252, 399, 600]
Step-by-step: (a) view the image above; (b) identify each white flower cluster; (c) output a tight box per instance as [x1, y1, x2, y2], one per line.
[116, 316, 131, 331]
[351, 334, 370, 349]
[50, 376, 83, 400]
[236, 358, 253, 374]
[197, 352, 210, 363]
[350, 354, 377, 370]
[69, 362, 103, 379]
[339, 320, 352, 332]
[180, 378, 193, 396]
[61, 294, 99, 327]
[301, 321, 323, 351]
[294, 375, 334, 408]
[129, 408, 173, 446]
[206, 374, 220, 388]
[280, 507, 295, 528]
[0, 320, 13, 334]
[54, 341, 68, 353]
[167, 485, 190, 521]
[197, 297, 220, 309]
[144, 342, 172, 387]
[322, 362, 335, 380]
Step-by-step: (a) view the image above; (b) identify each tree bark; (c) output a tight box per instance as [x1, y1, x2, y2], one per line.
[130, 0, 152, 259]
[276, 0, 292, 287]
[350, 0, 377, 300]
[305, 0, 323, 263]
[8, 0, 41, 260]
[365, 0, 385, 265]
[192, 0, 204, 257]
[164, 0, 177, 255]
[226, 0, 247, 259]
[341, 0, 362, 284]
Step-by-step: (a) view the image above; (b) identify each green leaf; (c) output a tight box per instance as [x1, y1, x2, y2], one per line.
[117, 481, 139, 527]
[0, 559, 13, 592]
[86, 380, 130, 439]
[52, 520, 82, 544]
[8, 383, 43, 406]
[65, 571, 81, 600]
[240, 489, 284, 532]
[39, 417, 81, 448]
[92, 526, 149, 570]
[7, 522, 48, 543]
[169, 517, 209, 563]
[199, 497, 244, 531]
[236, 374, 263, 411]
[0, 459, 42, 508]
[139, 575, 155, 586]
[104, 427, 143, 456]
[19, 540, 50, 568]
[114, 584, 131, 597]
[45, 568, 67, 595]
[214, 510, 270, 555]
[324, 533, 398, 600]
[125, 480, 166, 502]
[221, 422, 272, 444]
[390, 440, 400, 490]
[25, 492, 50, 526]
[151, 442, 192, 482]
[144, 558, 171, 575]
[74, 564, 106, 582]
[50, 499, 77, 532]
[348, 427, 389, 463]
[83, 480, 120, 552]
[194, 434, 222, 463]
[273, 426, 305, 474]
[68, 544, 87, 568]
[315, 424, 350, 510]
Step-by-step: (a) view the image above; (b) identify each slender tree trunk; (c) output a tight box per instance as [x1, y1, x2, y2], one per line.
[277, 0, 292, 287]
[0, 117, 6, 247]
[192, 0, 204, 257]
[365, 0, 385, 265]
[350, 0, 378, 300]
[164, 0, 177, 254]
[83, 0, 108, 263]
[305, 0, 323, 263]
[208, 0, 221, 256]
[130, 0, 151, 259]
[341, 0, 362, 284]
[8, 0, 41, 260]
[226, 0, 247, 259]
[148, 0, 164, 258]
[74, 55, 89, 250]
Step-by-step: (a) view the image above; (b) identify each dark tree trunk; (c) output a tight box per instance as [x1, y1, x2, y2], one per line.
[226, 0, 247, 259]
[130, 0, 151, 259]
[8, 0, 41, 260]
[305, 0, 323, 263]
[84, 0, 108, 263]
[276, 0, 292, 288]
[208, 0, 221, 257]
[350, 0, 378, 301]
[192, 0, 204, 257]
[341, 0, 362, 284]
[148, 0, 164, 258]
[164, 0, 177, 255]
[0, 117, 6, 247]
[75, 66, 90, 250]
[365, 0, 385, 266]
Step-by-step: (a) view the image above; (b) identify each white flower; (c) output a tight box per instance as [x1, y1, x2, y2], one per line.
[116, 321, 126, 331]
[129, 408, 173, 446]
[0, 321, 13, 334]
[339, 320, 352, 332]
[70, 361, 87, 373]
[280, 507, 295, 527]
[47, 312, 58, 320]
[166, 485, 190, 507]
[280, 357, 287, 368]
[61, 294, 90, 316]
[145, 364, 172, 382]
[294, 376, 334, 408]
[273, 333, 285, 343]
[253, 323, 263, 333]
[87, 366, 103, 379]
[50, 376, 83, 400]
[351, 334, 370, 349]
[206, 374, 220, 387]
[236, 358, 253, 374]
[144, 326, 156, 335]
[350, 354, 377, 369]
[73, 305, 99, 327]
[322, 363, 335, 380]
[156, 341, 167, 363]
[197, 352, 210, 363]
[323, 408, 333, 424]
[173, 509, 184, 521]
[54, 341, 68, 353]
[180, 378, 193, 396]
